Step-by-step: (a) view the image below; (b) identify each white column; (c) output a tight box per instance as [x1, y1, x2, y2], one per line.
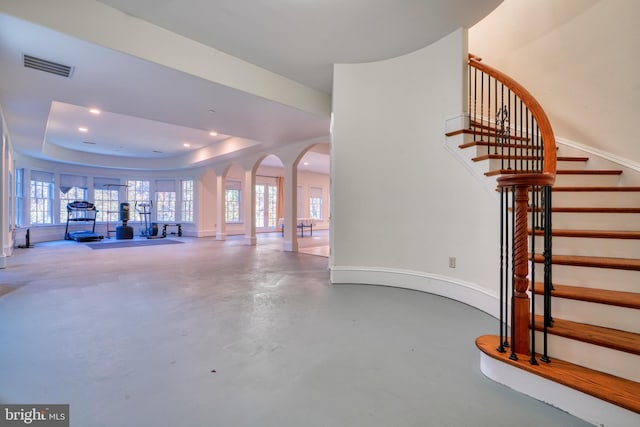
[243, 168, 256, 245]
[215, 174, 226, 241]
[0, 131, 7, 268]
[283, 162, 298, 252]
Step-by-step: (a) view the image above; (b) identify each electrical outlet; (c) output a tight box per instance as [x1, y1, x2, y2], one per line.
[449, 257, 456, 268]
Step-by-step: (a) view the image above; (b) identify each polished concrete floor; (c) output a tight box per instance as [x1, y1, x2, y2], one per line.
[0, 234, 591, 426]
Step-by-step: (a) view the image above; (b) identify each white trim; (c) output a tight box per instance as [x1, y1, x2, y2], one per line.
[480, 352, 639, 427]
[557, 136, 640, 173]
[195, 228, 216, 238]
[443, 114, 501, 198]
[330, 265, 498, 318]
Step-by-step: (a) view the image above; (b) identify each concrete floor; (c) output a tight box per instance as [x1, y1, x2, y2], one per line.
[0, 234, 591, 427]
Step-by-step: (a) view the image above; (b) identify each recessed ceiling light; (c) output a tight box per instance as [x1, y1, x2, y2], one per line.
[78, 127, 88, 132]
[89, 108, 101, 115]
[183, 143, 191, 148]
[303, 162, 309, 166]
[209, 131, 218, 136]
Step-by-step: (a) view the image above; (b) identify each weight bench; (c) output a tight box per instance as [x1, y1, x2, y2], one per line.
[161, 223, 182, 237]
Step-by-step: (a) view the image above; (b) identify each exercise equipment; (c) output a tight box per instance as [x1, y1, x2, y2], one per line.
[65, 201, 103, 242]
[135, 201, 161, 239]
[115, 202, 134, 239]
[103, 183, 129, 239]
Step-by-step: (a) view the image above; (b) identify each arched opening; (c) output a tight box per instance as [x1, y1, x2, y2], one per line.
[295, 142, 330, 257]
[254, 154, 285, 234]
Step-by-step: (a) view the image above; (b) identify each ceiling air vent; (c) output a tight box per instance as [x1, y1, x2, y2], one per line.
[23, 54, 73, 78]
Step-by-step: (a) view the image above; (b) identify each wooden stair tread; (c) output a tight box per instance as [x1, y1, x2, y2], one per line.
[472, 154, 585, 162]
[532, 283, 640, 309]
[533, 253, 640, 271]
[458, 141, 542, 150]
[552, 207, 640, 213]
[551, 186, 640, 192]
[487, 169, 622, 177]
[532, 315, 640, 356]
[556, 169, 623, 175]
[531, 229, 640, 239]
[476, 335, 640, 414]
[524, 206, 640, 213]
[445, 128, 530, 141]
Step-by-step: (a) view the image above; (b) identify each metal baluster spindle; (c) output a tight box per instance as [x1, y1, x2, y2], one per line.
[542, 185, 552, 363]
[498, 187, 506, 353]
[530, 184, 539, 365]
[509, 185, 517, 361]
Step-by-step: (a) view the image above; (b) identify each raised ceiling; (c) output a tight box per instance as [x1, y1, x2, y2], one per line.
[0, 0, 502, 171]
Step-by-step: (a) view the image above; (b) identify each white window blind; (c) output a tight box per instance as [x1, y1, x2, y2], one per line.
[60, 174, 88, 194]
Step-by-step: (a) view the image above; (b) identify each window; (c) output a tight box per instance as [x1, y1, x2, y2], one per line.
[30, 170, 54, 225]
[225, 180, 241, 223]
[59, 174, 88, 223]
[94, 178, 121, 223]
[181, 179, 194, 222]
[156, 180, 176, 222]
[268, 185, 278, 227]
[309, 187, 323, 220]
[15, 169, 24, 227]
[127, 180, 150, 218]
[255, 184, 265, 228]
[156, 192, 176, 221]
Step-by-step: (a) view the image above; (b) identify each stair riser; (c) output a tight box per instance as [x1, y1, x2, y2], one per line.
[533, 235, 640, 259]
[470, 145, 540, 158]
[461, 133, 532, 146]
[539, 212, 640, 231]
[532, 297, 640, 334]
[553, 174, 621, 186]
[534, 263, 639, 293]
[549, 192, 640, 208]
[532, 332, 640, 382]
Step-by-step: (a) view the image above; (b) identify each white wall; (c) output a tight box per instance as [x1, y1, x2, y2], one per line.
[331, 28, 500, 315]
[469, 0, 640, 165]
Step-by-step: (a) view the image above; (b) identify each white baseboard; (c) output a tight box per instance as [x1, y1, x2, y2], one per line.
[480, 352, 638, 427]
[195, 229, 216, 238]
[330, 265, 498, 318]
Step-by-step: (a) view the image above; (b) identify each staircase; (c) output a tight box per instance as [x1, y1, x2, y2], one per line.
[459, 134, 640, 410]
[450, 55, 640, 425]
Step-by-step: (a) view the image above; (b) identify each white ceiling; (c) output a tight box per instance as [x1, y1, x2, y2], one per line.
[0, 0, 501, 172]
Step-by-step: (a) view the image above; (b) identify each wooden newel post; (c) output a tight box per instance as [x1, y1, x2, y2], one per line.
[497, 173, 554, 356]
[512, 185, 531, 354]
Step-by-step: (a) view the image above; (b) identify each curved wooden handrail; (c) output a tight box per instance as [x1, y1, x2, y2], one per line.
[469, 54, 557, 183]
[497, 173, 555, 188]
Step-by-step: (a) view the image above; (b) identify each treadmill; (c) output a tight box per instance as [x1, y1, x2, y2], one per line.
[65, 201, 103, 242]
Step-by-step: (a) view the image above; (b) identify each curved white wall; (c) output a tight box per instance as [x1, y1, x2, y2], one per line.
[470, 0, 640, 164]
[331, 29, 501, 316]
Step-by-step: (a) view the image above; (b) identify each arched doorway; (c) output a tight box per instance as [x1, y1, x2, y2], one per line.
[295, 142, 330, 257]
[254, 154, 284, 234]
